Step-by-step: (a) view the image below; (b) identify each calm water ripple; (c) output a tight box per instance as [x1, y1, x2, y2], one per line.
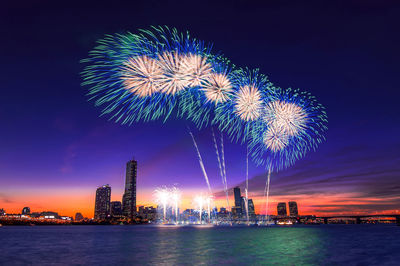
[0, 224, 399, 265]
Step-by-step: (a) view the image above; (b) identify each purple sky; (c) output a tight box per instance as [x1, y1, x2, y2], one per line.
[1, 1, 399, 216]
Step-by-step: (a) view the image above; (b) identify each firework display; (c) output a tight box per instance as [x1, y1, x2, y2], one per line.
[81, 26, 327, 171]
[249, 87, 328, 171]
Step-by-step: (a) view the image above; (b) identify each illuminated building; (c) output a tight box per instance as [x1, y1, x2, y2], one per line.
[0, 208, 5, 216]
[22, 207, 30, 215]
[234, 187, 241, 210]
[75, 212, 84, 221]
[111, 201, 123, 217]
[289, 201, 299, 216]
[122, 159, 137, 219]
[233, 187, 242, 215]
[40, 211, 59, 219]
[277, 202, 287, 216]
[248, 199, 255, 216]
[138, 206, 157, 220]
[94, 184, 111, 220]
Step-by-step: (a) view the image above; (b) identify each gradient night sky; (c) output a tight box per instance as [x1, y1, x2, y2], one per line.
[1, 1, 399, 218]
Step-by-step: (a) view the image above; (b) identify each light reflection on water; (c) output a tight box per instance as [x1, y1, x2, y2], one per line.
[0, 225, 399, 265]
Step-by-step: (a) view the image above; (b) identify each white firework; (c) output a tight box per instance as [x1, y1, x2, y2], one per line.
[202, 72, 233, 104]
[263, 124, 289, 152]
[234, 85, 263, 121]
[157, 51, 190, 95]
[264, 100, 308, 136]
[181, 53, 212, 87]
[120, 55, 163, 97]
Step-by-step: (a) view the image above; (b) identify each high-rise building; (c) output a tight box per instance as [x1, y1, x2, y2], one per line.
[22, 207, 30, 215]
[233, 187, 242, 215]
[75, 212, 84, 221]
[233, 187, 241, 207]
[289, 201, 299, 217]
[94, 184, 111, 220]
[122, 159, 137, 219]
[248, 199, 255, 216]
[240, 198, 256, 217]
[111, 201, 123, 217]
[0, 208, 5, 216]
[277, 202, 287, 216]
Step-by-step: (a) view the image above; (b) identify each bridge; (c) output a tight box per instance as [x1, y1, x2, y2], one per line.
[316, 214, 400, 225]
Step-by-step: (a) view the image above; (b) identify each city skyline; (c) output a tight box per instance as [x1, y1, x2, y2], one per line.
[2, 156, 398, 219]
[1, 1, 400, 219]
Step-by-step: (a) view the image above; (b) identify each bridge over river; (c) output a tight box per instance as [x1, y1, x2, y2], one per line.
[316, 214, 400, 224]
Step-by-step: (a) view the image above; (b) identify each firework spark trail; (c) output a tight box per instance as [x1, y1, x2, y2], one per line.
[245, 144, 249, 224]
[211, 128, 230, 211]
[154, 187, 170, 223]
[194, 196, 204, 224]
[170, 187, 181, 224]
[220, 133, 230, 213]
[262, 170, 272, 224]
[188, 130, 212, 194]
[207, 197, 211, 223]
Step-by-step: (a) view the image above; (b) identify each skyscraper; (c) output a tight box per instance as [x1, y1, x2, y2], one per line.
[111, 201, 123, 217]
[289, 201, 299, 217]
[233, 187, 241, 207]
[233, 187, 242, 215]
[94, 184, 111, 220]
[122, 159, 137, 219]
[22, 207, 30, 215]
[277, 202, 287, 216]
[248, 199, 255, 216]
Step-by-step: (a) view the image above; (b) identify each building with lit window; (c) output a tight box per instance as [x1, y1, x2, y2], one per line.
[233, 187, 242, 215]
[248, 199, 255, 216]
[111, 201, 123, 217]
[289, 201, 299, 217]
[277, 202, 287, 216]
[94, 184, 111, 220]
[122, 159, 137, 219]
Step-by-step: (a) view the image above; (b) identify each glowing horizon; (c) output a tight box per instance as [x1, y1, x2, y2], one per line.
[2, 187, 399, 219]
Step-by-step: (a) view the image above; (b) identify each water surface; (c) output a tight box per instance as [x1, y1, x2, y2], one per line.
[1, 225, 399, 265]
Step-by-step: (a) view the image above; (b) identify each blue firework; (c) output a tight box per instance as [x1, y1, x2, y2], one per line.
[249, 86, 328, 171]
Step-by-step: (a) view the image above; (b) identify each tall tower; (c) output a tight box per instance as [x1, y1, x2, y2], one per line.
[233, 187, 242, 215]
[248, 199, 255, 216]
[122, 158, 137, 219]
[94, 184, 111, 220]
[277, 202, 287, 216]
[288, 201, 299, 217]
[233, 187, 241, 208]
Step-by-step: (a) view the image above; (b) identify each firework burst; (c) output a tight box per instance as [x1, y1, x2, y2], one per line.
[213, 68, 272, 143]
[249, 87, 328, 171]
[202, 72, 233, 104]
[234, 85, 263, 121]
[82, 26, 328, 175]
[263, 124, 289, 152]
[181, 53, 213, 87]
[120, 55, 163, 97]
[157, 51, 190, 95]
[264, 100, 308, 136]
